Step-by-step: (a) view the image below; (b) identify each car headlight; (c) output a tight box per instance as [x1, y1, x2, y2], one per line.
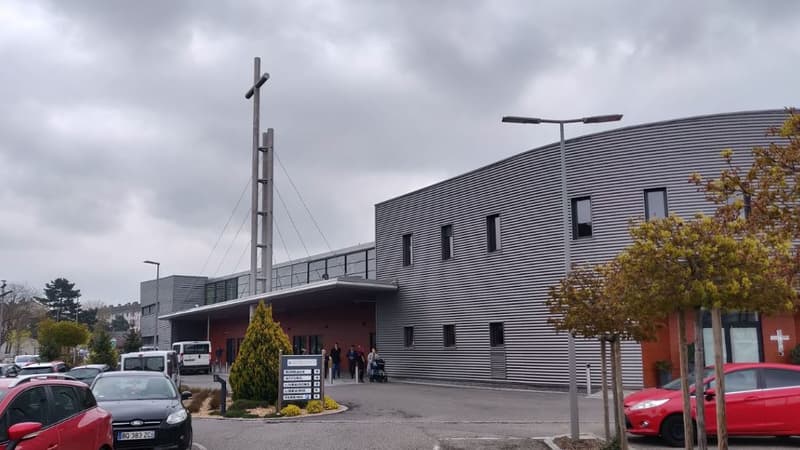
[630, 399, 669, 411]
[166, 408, 188, 424]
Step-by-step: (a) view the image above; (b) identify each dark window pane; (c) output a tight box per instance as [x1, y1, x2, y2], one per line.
[215, 282, 225, 303]
[645, 188, 668, 220]
[7, 387, 49, 431]
[205, 285, 214, 305]
[443, 325, 456, 348]
[51, 386, 81, 422]
[764, 369, 800, 389]
[490, 322, 504, 347]
[441, 225, 453, 260]
[346, 252, 367, 277]
[402, 234, 413, 266]
[719, 369, 758, 393]
[404, 327, 414, 348]
[225, 279, 238, 301]
[486, 214, 500, 252]
[571, 197, 592, 238]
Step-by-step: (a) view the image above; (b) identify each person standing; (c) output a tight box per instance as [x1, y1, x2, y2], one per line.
[331, 343, 342, 379]
[347, 345, 357, 379]
[367, 347, 378, 382]
[356, 345, 366, 383]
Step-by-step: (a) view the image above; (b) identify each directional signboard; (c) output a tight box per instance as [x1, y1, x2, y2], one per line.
[279, 355, 324, 406]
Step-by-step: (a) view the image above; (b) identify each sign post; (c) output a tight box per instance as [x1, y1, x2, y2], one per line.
[279, 354, 324, 409]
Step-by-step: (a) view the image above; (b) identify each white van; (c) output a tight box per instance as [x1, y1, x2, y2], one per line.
[172, 341, 212, 374]
[120, 350, 180, 386]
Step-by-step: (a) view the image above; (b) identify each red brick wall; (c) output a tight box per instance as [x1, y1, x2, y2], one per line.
[209, 303, 376, 366]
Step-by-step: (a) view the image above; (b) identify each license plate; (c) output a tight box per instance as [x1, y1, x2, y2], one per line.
[118, 431, 155, 441]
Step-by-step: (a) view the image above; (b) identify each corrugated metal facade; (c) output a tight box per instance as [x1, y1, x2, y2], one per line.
[140, 276, 206, 349]
[374, 110, 789, 389]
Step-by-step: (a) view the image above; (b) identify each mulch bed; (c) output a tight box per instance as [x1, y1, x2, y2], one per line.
[552, 437, 607, 450]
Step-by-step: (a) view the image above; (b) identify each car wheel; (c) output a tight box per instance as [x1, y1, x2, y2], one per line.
[660, 414, 686, 447]
[182, 426, 193, 450]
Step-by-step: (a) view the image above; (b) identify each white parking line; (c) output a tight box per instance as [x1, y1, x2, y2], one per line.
[193, 443, 208, 450]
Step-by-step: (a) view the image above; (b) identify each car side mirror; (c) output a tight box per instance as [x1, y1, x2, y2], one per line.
[704, 388, 716, 401]
[181, 391, 192, 400]
[7, 422, 43, 449]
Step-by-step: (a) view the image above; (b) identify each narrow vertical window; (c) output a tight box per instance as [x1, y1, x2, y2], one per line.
[402, 234, 413, 266]
[486, 214, 501, 252]
[728, 193, 752, 219]
[441, 225, 453, 260]
[490, 322, 505, 347]
[403, 326, 414, 348]
[644, 188, 668, 220]
[571, 197, 592, 239]
[443, 324, 456, 348]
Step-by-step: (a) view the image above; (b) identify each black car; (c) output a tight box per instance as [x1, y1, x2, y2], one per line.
[0, 364, 19, 377]
[68, 363, 111, 384]
[91, 371, 193, 449]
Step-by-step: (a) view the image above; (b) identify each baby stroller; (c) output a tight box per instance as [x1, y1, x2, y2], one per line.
[370, 358, 388, 382]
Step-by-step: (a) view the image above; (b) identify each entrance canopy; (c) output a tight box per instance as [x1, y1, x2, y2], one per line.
[159, 277, 398, 322]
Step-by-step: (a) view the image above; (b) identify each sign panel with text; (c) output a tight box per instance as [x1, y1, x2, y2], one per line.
[279, 354, 324, 404]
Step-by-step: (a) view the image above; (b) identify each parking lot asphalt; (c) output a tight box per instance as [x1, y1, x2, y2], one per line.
[185, 375, 800, 450]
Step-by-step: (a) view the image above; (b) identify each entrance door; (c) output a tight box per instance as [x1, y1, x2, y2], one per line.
[702, 311, 762, 365]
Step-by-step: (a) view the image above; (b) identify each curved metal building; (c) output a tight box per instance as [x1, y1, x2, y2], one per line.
[375, 109, 791, 389]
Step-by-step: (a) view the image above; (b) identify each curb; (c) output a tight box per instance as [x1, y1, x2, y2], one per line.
[193, 404, 348, 421]
[548, 432, 639, 450]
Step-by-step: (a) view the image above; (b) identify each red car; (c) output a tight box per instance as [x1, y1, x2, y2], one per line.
[0, 374, 113, 450]
[624, 362, 800, 446]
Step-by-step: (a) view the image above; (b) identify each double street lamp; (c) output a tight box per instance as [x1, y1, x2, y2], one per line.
[502, 113, 623, 440]
[143, 260, 161, 349]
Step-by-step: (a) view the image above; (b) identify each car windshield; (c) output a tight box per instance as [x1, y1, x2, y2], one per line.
[19, 366, 54, 375]
[68, 368, 100, 379]
[662, 368, 715, 391]
[123, 356, 164, 372]
[92, 376, 176, 401]
[14, 356, 36, 364]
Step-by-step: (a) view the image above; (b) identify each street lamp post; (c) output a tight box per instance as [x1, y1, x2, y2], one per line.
[502, 113, 623, 440]
[143, 260, 161, 349]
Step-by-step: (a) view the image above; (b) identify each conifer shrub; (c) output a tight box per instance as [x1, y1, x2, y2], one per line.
[229, 302, 292, 403]
[306, 400, 323, 414]
[280, 404, 301, 417]
[323, 395, 339, 410]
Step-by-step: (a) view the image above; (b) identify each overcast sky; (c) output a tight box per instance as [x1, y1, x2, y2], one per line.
[1, 1, 798, 305]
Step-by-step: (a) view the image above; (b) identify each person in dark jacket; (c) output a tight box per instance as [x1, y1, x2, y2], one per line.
[347, 345, 357, 379]
[330, 343, 342, 379]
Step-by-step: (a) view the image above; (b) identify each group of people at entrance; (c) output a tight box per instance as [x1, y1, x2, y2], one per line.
[324, 343, 380, 382]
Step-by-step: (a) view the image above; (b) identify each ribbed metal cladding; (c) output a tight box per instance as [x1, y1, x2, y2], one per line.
[141, 276, 206, 349]
[375, 109, 789, 389]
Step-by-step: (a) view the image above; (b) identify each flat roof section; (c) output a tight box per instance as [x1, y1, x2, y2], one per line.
[158, 277, 397, 321]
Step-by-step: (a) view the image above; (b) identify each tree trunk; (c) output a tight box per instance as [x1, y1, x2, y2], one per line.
[613, 338, 628, 450]
[601, 338, 610, 441]
[677, 311, 694, 450]
[695, 308, 708, 450]
[610, 340, 620, 436]
[711, 307, 728, 450]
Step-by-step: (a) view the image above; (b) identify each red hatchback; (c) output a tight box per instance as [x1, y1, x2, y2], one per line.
[0, 374, 113, 450]
[624, 362, 800, 446]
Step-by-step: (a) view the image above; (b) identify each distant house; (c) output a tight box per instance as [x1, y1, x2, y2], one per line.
[107, 301, 141, 331]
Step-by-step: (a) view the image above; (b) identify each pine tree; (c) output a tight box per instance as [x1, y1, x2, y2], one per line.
[122, 328, 142, 353]
[88, 323, 118, 368]
[41, 278, 81, 321]
[229, 302, 291, 403]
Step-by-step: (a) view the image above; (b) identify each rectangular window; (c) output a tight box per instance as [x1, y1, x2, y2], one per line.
[292, 336, 308, 354]
[443, 324, 456, 348]
[644, 188, 668, 220]
[403, 326, 414, 348]
[291, 263, 308, 286]
[367, 248, 376, 279]
[727, 193, 752, 219]
[225, 278, 238, 301]
[141, 304, 156, 316]
[327, 256, 345, 278]
[345, 251, 367, 277]
[490, 322, 505, 347]
[308, 260, 326, 282]
[441, 225, 453, 260]
[402, 234, 413, 266]
[486, 214, 501, 252]
[308, 335, 323, 354]
[571, 197, 592, 238]
[205, 284, 214, 305]
[215, 281, 225, 303]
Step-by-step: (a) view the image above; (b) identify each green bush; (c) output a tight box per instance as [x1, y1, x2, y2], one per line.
[230, 399, 269, 410]
[323, 395, 339, 410]
[791, 344, 800, 365]
[280, 404, 301, 417]
[229, 302, 291, 403]
[306, 400, 323, 414]
[223, 409, 259, 418]
[88, 323, 118, 369]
